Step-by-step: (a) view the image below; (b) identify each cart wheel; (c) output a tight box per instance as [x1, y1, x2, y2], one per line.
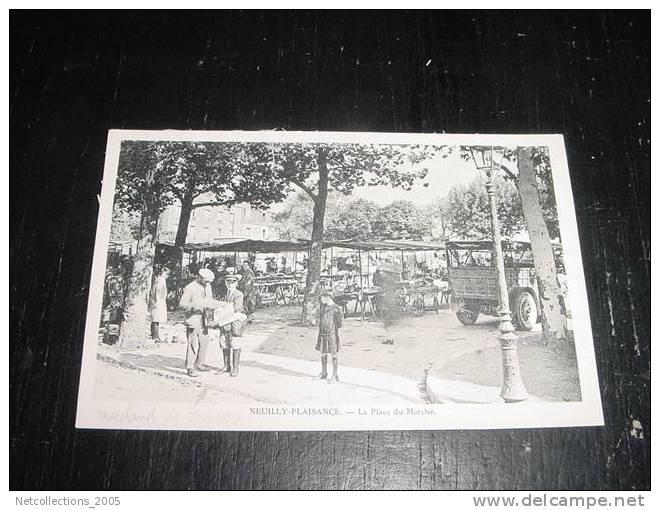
[456, 309, 479, 325]
[512, 291, 537, 331]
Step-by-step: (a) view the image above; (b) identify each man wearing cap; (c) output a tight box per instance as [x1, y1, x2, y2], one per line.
[217, 275, 246, 377]
[179, 268, 215, 377]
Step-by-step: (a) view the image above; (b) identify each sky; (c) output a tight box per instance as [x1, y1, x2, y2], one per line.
[269, 150, 480, 213]
[351, 151, 479, 206]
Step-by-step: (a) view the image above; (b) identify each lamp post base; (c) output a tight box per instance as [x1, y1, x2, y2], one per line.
[498, 318, 529, 403]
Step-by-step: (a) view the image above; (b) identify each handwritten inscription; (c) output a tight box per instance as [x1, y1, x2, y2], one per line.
[98, 404, 156, 424]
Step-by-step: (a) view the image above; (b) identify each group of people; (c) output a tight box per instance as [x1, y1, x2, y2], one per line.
[151, 264, 345, 383]
[178, 268, 247, 378]
[147, 260, 259, 378]
[190, 257, 257, 308]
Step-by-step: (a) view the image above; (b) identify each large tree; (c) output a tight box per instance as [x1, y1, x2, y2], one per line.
[474, 146, 566, 342]
[114, 142, 171, 350]
[514, 147, 567, 342]
[116, 141, 287, 263]
[267, 142, 436, 325]
[114, 141, 287, 349]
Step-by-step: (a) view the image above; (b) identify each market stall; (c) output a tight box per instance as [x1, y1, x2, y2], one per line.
[157, 238, 448, 318]
[321, 239, 449, 320]
[157, 238, 309, 307]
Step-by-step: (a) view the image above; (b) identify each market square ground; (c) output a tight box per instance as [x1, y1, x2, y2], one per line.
[95, 304, 580, 405]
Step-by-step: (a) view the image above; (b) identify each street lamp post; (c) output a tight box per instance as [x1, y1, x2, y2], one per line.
[469, 146, 528, 403]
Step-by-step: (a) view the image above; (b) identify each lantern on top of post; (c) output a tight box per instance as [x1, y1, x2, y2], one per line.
[469, 145, 528, 403]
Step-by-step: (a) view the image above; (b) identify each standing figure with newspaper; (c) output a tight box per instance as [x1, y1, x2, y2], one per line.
[212, 275, 247, 377]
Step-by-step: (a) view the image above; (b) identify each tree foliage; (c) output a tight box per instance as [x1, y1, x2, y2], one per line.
[109, 205, 140, 243]
[325, 198, 382, 241]
[273, 193, 434, 242]
[265, 142, 436, 200]
[372, 200, 433, 241]
[440, 175, 525, 239]
[456, 145, 560, 239]
[115, 140, 295, 294]
[115, 141, 289, 235]
[272, 192, 352, 241]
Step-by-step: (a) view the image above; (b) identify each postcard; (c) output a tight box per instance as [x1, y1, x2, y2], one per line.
[75, 130, 603, 430]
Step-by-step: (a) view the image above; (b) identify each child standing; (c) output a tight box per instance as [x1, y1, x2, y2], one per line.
[316, 290, 343, 383]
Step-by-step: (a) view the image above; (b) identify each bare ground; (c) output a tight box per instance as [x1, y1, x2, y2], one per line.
[433, 338, 582, 402]
[135, 302, 581, 402]
[250, 304, 580, 401]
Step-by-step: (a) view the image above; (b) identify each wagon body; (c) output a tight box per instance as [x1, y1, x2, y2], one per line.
[445, 240, 543, 330]
[448, 267, 537, 307]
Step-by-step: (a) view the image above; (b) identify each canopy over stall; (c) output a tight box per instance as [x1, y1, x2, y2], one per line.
[318, 239, 447, 289]
[444, 239, 564, 270]
[160, 238, 446, 284]
[323, 239, 445, 252]
[157, 239, 310, 282]
[444, 239, 562, 251]
[159, 238, 445, 254]
[160, 238, 448, 304]
[159, 239, 309, 253]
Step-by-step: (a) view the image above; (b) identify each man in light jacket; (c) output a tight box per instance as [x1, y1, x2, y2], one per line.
[149, 266, 170, 343]
[179, 268, 215, 377]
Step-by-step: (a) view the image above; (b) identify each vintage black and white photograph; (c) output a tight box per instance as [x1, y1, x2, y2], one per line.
[75, 130, 603, 430]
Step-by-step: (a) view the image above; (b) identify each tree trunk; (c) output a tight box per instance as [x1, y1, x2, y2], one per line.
[517, 147, 568, 343]
[301, 150, 329, 326]
[119, 168, 160, 350]
[175, 191, 194, 250]
[166, 190, 194, 295]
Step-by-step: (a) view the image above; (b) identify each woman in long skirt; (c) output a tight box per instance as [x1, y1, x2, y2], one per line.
[238, 260, 257, 322]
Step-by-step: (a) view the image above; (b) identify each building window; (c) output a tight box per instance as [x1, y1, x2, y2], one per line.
[262, 228, 266, 240]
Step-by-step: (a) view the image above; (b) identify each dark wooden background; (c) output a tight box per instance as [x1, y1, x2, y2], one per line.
[10, 11, 650, 490]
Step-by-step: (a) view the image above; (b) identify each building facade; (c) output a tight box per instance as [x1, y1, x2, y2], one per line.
[157, 197, 276, 244]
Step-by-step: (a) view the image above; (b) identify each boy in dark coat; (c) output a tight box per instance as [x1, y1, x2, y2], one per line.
[316, 290, 343, 383]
